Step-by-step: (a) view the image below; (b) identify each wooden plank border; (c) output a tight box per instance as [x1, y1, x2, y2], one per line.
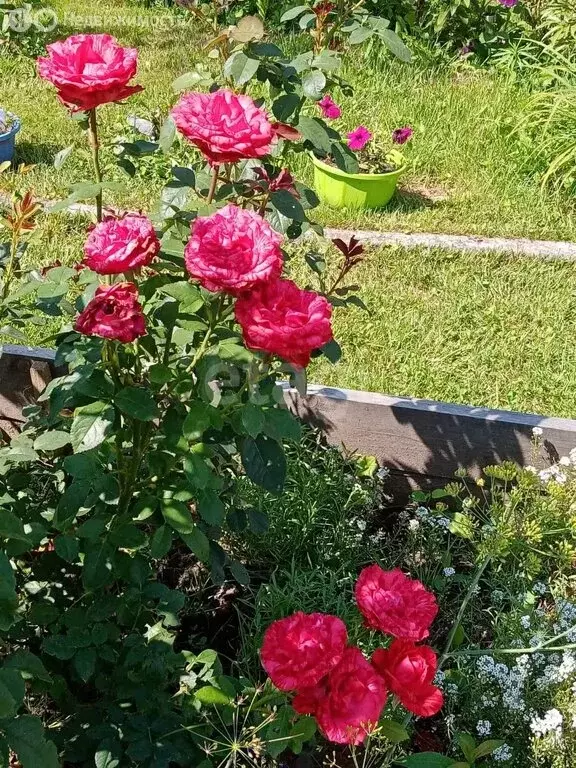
[3, 346, 576, 499]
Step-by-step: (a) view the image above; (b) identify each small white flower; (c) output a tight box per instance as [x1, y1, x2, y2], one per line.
[356, 519, 367, 531]
[560, 456, 571, 467]
[530, 708, 563, 738]
[521, 615, 531, 629]
[476, 719, 492, 737]
[532, 426, 543, 437]
[408, 519, 420, 532]
[525, 465, 537, 474]
[533, 582, 547, 596]
[377, 467, 390, 480]
[443, 567, 456, 577]
[493, 744, 513, 762]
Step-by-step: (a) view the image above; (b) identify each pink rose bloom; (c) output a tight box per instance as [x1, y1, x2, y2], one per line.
[171, 89, 275, 165]
[185, 205, 283, 295]
[235, 278, 333, 368]
[260, 612, 347, 691]
[294, 647, 387, 745]
[318, 94, 342, 120]
[355, 566, 438, 641]
[392, 126, 413, 145]
[37, 34, 143, 112]
[347, 126, 372, 151]
[83, 215, 160, 275]
[372, 640, 444, 718]
[75, 283, 146, 344]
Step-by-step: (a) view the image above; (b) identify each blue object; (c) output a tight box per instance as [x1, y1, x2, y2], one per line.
[0, 116, 21, 164]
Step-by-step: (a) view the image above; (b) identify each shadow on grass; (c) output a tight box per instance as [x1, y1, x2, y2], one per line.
[14, 141, 61, 168]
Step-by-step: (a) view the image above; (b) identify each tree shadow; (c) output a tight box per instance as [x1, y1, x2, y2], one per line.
[385, 184, 450, 214]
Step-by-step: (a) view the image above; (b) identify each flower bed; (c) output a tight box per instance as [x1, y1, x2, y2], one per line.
[1, 8, 576, 768]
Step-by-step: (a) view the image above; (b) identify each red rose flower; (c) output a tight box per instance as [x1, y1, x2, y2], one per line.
[294, 647, 387, 745]
[185, 204, 283, 294]
[83, 215, 160, 275]
[372, 640, 444, 718]
[355, 566, 438, 641]
[261, 612, 347, 691]
[171, 89, 275, 165]
[75, 282, 146, 344]
[234, 278, 333, 368]
[37, 34, 143, 112]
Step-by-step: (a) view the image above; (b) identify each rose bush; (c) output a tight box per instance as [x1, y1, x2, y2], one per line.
[74, 282, 147, 343]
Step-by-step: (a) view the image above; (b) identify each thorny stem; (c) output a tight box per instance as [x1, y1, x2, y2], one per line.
[207, 164, 220, 204]
[1, 226, 20, 301]
[88, 108, 103, 222]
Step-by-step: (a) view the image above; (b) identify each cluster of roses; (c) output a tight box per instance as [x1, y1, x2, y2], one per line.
[260, 565, 444, 746]
[37, 33, 333, 368]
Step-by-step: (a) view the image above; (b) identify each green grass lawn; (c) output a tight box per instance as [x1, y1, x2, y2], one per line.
[4, 0, 576, 418]
[1, 0, 576, 240]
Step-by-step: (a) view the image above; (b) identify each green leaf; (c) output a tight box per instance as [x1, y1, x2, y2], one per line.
[321, 339, 342, 363]
[0, 509, 31, 543]
[0, 551, 18, 631]
[272, 93, 301, 122]
[150, 525, 173, 559]
[241, 435, 287, 494]
[247, 508, 269, 534]
[378, 27, 412, 62]
[229, 560, 250, 586]
[159, 116, 176, 154]
[33, 430, 71, 452]
[82, 543, 115, 590]
[53, 481, 91, 530]
[195, 685, 232, 705]
[179, 527, 210, 563]
[331, 141, 360, 173]
[402, 754, 453, 768]
[54, 145, 74, 170]
[348, 26, 374, 44]
[54, 535, 79, 563]
[224, 52, 260, 86]
[182, 402, 212, 442]
[4, 715, 60, 768]
[264, 409, 302, 442]
[380, 720, 409, 743]
[474, 740, 505, 759]
[62, 451, 101, 480]
[457, 733, 476, 763]
[172, 68, 213, 93]
[0, 736, 7, 768]
[302, 70, 326, 100]
[198, 492, 225, 526]
[241, 403, 265, 438]
[0, 674, 19, 718]
[162, 500, 195, 535]
[297, 116, 332, 154]
[4, 651, 51, 683]
[70, 401, 114, 453]
[73, 647, 97, 682]
[115, 388, 159, 422]
[270, 190, 306, 222]
[229, 15, 264, 42]
[95, 740, 121, 768]
[449, 511, 474, 540]
[280, 4, 308, 22]
[159, 281, 203, 309]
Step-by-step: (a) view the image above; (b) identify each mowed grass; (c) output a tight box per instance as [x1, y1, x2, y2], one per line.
[1, 0, 576, 239]
[295, 245, 576, 418]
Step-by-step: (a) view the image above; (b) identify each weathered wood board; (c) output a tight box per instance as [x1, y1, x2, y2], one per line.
[3, 346, 576, 500]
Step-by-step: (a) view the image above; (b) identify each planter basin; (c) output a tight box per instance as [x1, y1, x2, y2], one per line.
[0, 117, 21, 164]
[311, 153, 404, 210]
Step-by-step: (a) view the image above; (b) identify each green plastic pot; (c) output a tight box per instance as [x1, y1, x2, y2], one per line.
[311, 154, 404, 210]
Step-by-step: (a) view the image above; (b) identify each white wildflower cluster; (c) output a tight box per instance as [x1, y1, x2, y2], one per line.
[408, 519, 420, 532]
[520, 615, 531, 629]
[408, 506, 452, 531]
[549, 599, 576, 644]
[476, 655, 531, 712]
[536, 447, 576, 484]
[476, 719, 492, 736]
[532, 427, 543, 438]
[493, 744, 513, 762]
[443, 567, 456, 577]
[536, 651, 576, 688]
[532, 582, 547, 596]
[530, 708, 563, 739]
[376, 467, 390, 481]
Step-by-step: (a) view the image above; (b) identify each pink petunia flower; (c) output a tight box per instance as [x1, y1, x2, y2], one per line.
[392, 126, 414, 145]
[498, 0, 518, 7]
[347, 126, 372, 152]
[318, 95, 342, 121]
